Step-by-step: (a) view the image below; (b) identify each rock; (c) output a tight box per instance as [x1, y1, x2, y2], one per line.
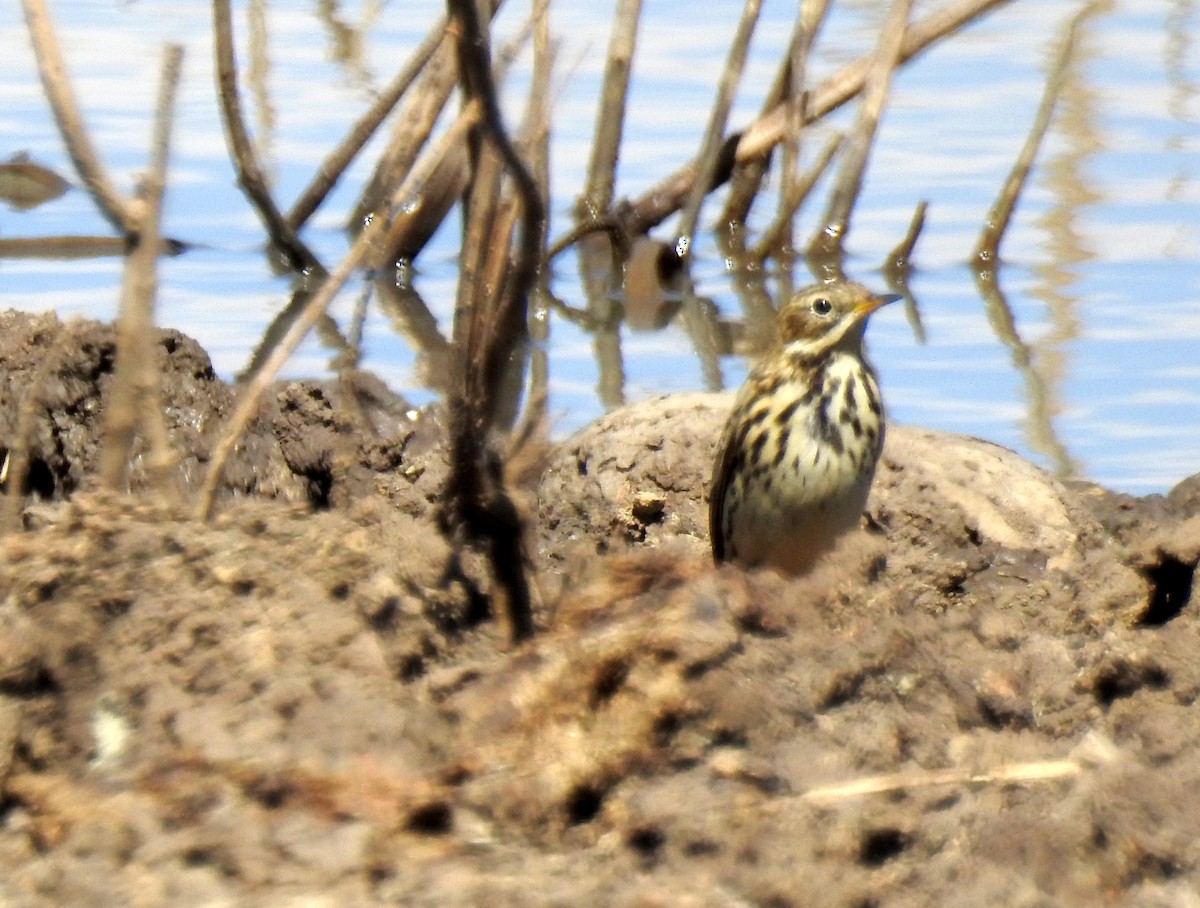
[537, 392, 1100, 574]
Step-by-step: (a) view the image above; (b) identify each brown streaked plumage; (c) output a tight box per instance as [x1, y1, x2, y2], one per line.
[709, 281, 899, 574]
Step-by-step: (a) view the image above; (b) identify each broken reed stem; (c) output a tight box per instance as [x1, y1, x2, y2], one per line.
[750, 130, 843, 263]
[358, 11, 530, 267]
[800, 758, 1082, 804]
[676, 0, 763, 253]
[574, 0, 1014, 244]
[580, 0, 643, 216]
[808, 0, 912, 274]
[285, 15, 449, 231]
[100, 44, 185, 494]
[351, 29, 461, 229]
[720, 13, 811, 228]
[195, 102, 482, 521]
[525, 0, 554, 430]
[442, 0, 545, 644]
[20, 0, 138, 236]
[212, 0, 324, 275]
[974, 3, 1094, 264]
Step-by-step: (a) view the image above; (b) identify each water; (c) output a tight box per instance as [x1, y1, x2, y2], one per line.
[1, 0, 1197, 495]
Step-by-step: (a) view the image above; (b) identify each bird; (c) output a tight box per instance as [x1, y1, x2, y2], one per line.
[709, 281, 899, 574]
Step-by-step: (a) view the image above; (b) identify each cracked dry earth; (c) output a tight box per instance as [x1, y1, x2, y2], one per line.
[0, 311, 1199, 906]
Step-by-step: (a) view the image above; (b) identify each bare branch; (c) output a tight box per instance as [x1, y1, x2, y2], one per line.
[580, 0, 643, 216]
[100, 44, 185, 494]
[196, 101, 482, 521]
[20, 0, 139, 236]
[212, 0, 323, 275]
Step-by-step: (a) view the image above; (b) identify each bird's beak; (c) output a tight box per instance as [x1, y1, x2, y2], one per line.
[854, 292, 902, 318]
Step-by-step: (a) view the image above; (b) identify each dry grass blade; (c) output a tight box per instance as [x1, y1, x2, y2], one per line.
[974, 2, 1097, 264]
[974, 267, 1077, 478]
[440, 0, 546, 644]
[808, 0, 912, 276]
[212, 0, 323, 275]
[195, 102, 482, 521]
[801, 759, 1082, 804]
[100, 44, 185, 495]
[285, 15, 449, 231]
[580, 0, 643, 216]
[20, 0, 138, 237]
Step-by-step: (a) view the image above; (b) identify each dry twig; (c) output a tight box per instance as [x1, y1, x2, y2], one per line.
[212, 0, 323, 274]
[800, 758, 1082, 804]
[195, 103, 483, 521]
[572, 0, 1014, 243]
[285, 16, 448, 230]
[20, 0, 139, 236]
[580, 0, 643, 216]
[439, 0, 546, 643]
[100, 45, 185, 494]
[808, 0, 912, 275]
[676, 0, 764, 253]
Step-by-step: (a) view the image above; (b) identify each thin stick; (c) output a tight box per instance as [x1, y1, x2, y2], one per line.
[974, 3, 1095, 263]
[195, 102, 482, 521]
[720, 14, 806, 228]
[525, 0, 554, 430]
[350, 29, 460, 229]
[100, 44, 185, 494]
[808, 0, 912, 274]
[574, 0, 1014, 242]
[212, 0, 323, 275]
[20, 0, 138, 236]
[750, 130, 842, 263]
[580, 0, 643, 216]
[800, 759, 1081, 804]
[441, 0, 545, 644]
[285, 16, 448, 230]
[676, 0, 763, 253]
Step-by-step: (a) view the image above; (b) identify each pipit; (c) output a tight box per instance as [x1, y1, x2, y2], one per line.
[709, 281, 899, 574]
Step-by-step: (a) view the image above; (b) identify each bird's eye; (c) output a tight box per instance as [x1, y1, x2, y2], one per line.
[812, 297, 833, 316]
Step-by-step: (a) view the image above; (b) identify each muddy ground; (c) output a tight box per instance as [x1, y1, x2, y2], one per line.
[0, 310, 1198, 906]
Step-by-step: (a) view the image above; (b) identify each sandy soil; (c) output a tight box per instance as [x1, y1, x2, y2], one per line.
[0, 311, 1198, 906]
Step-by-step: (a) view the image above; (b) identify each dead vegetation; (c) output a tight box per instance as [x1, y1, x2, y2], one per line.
[6, 0, 1096, 640]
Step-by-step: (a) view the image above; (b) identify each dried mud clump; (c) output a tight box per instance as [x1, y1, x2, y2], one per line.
[1, 327, 1199, 905]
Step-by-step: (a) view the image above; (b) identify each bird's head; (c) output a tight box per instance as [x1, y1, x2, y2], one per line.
[777, 281, 900, 356]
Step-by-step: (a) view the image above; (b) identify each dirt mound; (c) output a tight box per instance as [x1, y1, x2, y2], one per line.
[1, 314, 1199, 906]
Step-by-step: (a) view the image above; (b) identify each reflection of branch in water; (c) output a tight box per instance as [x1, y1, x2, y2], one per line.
[883, 199, 928, 345]
[1163, 0, 1194, 204]
[679, 279, 726, 394]
[316, 0, 372, 88]
[1028, 4, 1109, 482]
[576, 235, 627, 411]
[973, 266, 1077, 479]
[373, 276, 452, 394]
[717, 222, 780, 359]
[974, 3, 1098, 263]
[247, 0, 277, 189]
